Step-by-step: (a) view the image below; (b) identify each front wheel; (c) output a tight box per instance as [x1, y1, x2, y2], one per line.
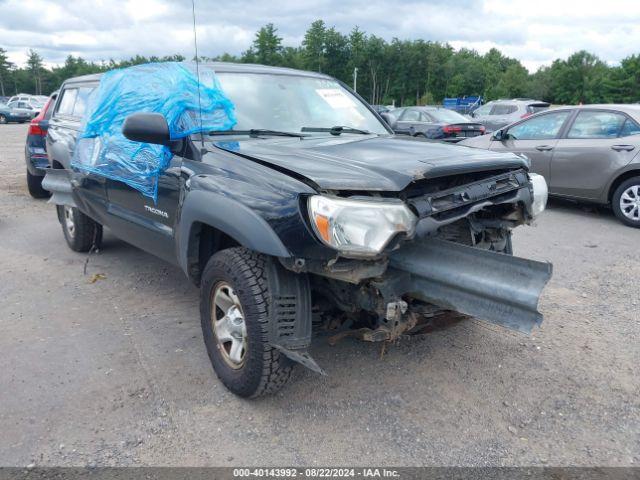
[56, 205, 103, 252]
[612, 177, 640, 228]
[200, 247, 294, 398]
[0, 114, 7, 124]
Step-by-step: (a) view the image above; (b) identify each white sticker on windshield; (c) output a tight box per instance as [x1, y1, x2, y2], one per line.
[316, 88, 356, 109]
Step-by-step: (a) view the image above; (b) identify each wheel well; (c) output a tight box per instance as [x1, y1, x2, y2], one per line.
[608, 170, 640, 202]
[187, 222, 240, 285]
[51, 160, 64, 169]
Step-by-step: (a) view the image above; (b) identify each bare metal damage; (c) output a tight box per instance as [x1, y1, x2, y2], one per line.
[389, 238, 552, 334]
[42, 169, 77, 207]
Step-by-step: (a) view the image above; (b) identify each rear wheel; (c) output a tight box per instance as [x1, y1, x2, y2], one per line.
[56, 205, 103, 252]
[612, 177, 640, 228]
[200, 247, 294, 398]
[26, 169, 50, 198]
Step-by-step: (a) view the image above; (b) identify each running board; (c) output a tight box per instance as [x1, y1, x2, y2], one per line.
[41, 168, 77, 207]
[389, 239, 552, 334]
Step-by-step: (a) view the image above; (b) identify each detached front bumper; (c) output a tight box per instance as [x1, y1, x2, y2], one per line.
[385, 238, 552, 334]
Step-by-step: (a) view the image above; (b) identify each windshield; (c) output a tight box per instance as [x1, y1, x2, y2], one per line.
[214, 72, 389, 135]
[426, 109, 470, 123]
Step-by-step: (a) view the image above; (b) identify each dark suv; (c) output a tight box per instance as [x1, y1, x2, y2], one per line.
[44, 63, 552, 398]
[24, 91, 58, 198]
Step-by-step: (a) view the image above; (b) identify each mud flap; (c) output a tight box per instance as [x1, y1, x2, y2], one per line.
[41, 169, 77, 207]
[266, 258, 325, 374]
[389, 239, 552, 334]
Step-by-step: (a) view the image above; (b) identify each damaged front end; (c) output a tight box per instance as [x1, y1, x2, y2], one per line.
[282, 167, 552, 360]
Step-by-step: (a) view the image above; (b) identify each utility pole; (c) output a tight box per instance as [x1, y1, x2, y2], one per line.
[353, 67, 358, 93]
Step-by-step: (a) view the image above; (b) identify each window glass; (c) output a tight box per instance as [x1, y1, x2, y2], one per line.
[507, 111, 571, 140]
[44, 95, 58, 120]
[567, 111, 626, 139]
[215, 73, 388, 134]
[57, 88, 78, 116]
[73, 87, 94, 118]
[620, 118, 640, 137]
[473, 104, 492, 116]
[490, 104, 518, 115]
[400, 109, 422, 121]
[527, 104, 550, 114]
[427, 109, 469, 123]
[7, 101, 17, 108]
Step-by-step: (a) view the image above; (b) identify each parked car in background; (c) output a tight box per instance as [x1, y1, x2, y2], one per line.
[460, 104, 640, 227]
[443, 95, 483, 115]
[371, 104, 390, 114]
[470, 99, 550, 132]
[387, 106, 485, 142]
[24, 91, 58, 198]
[0, 101, 33, 123]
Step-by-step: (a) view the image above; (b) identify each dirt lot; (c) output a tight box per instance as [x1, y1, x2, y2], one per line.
[1, 123, 638, 467]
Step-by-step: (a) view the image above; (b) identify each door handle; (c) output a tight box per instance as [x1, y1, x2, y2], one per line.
[611, 144, 635, 152]
[535, 145, 553, 151]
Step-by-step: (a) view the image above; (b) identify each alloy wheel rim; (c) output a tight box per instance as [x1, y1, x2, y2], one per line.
[620, 185, 640, 221]
[63, 206, 75, 238]
[211, 282, 247, 369]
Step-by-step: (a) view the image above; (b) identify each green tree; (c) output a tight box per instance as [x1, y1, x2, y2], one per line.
[302, 20, 327, 72]
[549, 51, 609, 104]
[26, 49, 44, 95]
[0, 48, 14, 97]
[248, 23, 283, 65]
[496, 63, 529, 98]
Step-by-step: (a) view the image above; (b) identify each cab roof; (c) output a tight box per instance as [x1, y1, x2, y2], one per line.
[61, 62, 333, 87]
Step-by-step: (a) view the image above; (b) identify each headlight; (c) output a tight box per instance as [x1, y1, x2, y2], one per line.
[529, 173, 548, 217]
[308, 195, 417, 256]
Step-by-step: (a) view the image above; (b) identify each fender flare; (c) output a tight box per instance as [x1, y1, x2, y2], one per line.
[177, 190, 291, 276]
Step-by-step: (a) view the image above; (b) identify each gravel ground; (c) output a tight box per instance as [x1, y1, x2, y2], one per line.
[1, 123, 638, 467]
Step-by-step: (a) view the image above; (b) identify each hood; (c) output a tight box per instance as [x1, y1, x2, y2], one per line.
[213, 135, 526, 191]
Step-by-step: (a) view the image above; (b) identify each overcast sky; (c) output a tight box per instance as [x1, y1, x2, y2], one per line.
[2, 0, 640, 72]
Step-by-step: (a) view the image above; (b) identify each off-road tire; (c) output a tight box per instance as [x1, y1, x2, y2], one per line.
[56, 205, 103, 252]
[200, 247, 294, 398]
[612, 176, 640, 228]
[26, 169, 50, 198]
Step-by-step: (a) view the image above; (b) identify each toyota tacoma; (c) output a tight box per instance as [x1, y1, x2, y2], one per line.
[43, 63, 552, 398]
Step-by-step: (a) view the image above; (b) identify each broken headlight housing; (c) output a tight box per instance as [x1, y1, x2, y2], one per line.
[308, 195, 417, 256]
[529, 173, 548, 217]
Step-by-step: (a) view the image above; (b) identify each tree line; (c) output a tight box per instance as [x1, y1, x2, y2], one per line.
[1, 20, 639, 106]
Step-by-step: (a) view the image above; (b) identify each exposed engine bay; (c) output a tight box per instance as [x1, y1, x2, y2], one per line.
[282, 168, 551, 344]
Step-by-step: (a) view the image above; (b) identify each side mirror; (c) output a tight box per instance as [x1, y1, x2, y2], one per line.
[492, 129, 507, 141]
[123, 113, 172, 146]
[380, 112, 397, 129]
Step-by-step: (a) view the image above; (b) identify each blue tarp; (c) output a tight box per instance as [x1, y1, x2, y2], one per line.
[71, 62, 236, 200]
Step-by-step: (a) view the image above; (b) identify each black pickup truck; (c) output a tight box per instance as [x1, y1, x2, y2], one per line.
[43, 63, 552, 398]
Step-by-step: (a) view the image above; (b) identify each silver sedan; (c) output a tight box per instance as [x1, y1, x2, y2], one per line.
[460, 105, 640, 227]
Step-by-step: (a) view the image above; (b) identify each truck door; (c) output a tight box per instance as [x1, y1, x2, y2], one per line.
[103, 149, 184, 264]
[47, 84, 109, 221]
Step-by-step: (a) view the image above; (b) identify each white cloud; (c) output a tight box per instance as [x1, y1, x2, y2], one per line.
[1, 0, 640, 71]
